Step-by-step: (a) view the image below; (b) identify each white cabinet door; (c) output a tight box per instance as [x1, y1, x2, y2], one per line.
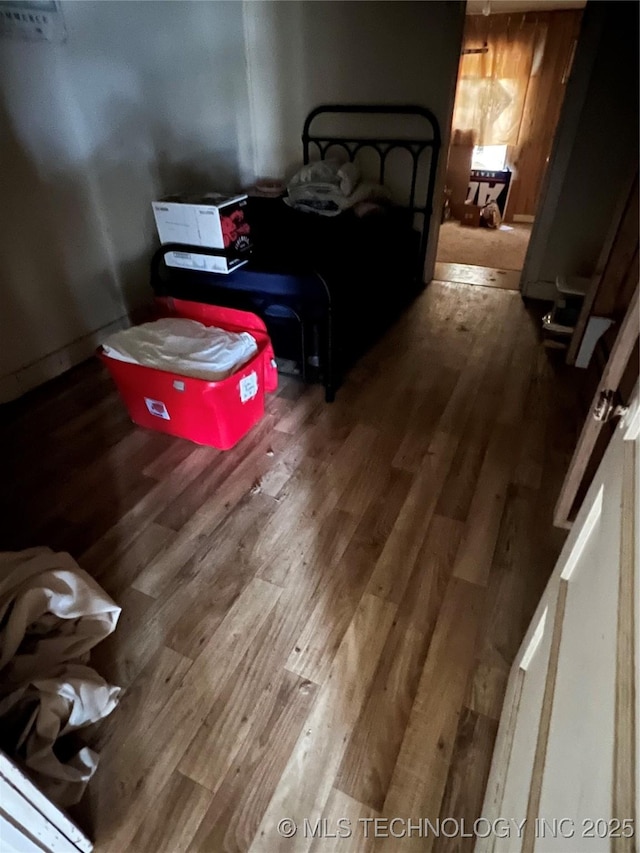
[479, 387, 639, 853]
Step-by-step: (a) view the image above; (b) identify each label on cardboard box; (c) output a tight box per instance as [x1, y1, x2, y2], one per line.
[164, 251, 247, 275]
[152, 193, 252, 255]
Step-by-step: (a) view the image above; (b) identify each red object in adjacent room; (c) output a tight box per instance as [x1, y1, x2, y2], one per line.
[100, 299, 278, 450]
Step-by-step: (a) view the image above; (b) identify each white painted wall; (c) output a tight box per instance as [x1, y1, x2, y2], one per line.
[1, 0, 464, 401]
[0, 0, 252, 401]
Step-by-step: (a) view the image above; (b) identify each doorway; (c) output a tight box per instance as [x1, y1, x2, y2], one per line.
[435, 2, 584, 291]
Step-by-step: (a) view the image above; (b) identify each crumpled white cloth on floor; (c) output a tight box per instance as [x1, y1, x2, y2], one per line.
[0, 548, 120, 691]
[102, 317, 258, 381]
[0, 548, 121, 805]
[0, 665, 120, 805]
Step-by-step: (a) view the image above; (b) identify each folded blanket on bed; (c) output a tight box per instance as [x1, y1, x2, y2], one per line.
[285, 159, 390, 216]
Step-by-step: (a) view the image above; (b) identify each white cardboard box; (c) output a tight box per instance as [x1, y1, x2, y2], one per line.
[163, 250, 248, 275]
[152, 193, 251, 274]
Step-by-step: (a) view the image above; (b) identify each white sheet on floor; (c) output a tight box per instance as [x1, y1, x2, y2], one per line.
[0, 548, 120, 690]
[0, 665, 120, 806]
[102, 318, 258, 381]
[0, 548, 121, 806]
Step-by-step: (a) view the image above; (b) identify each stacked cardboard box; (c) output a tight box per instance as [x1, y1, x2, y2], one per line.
[152, 193, 252, 274]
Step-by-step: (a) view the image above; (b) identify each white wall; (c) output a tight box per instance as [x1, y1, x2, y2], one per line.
[0, 0, 464, 401]
[0, 0, 252, 401]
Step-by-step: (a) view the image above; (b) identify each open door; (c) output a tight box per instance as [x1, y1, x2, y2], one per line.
[477, 379, 639, 852]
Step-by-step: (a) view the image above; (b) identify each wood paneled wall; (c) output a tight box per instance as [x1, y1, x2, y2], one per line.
[505, 10, 583, 220]
[459, 10, 583, 222]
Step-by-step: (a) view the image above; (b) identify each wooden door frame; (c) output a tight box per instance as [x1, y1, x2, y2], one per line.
[554, 284, 639, 528]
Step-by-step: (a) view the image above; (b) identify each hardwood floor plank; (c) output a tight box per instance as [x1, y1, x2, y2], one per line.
[178, 591, 318, 792]
[256, 423, 377, 587]
[466, 484, 548, 722]
[426, 291, 512, 438]
[435, 406, 496, 523]
[80, 644, 193, 843]
[85, 521, 175, 598]
[249, 593, 397, 853]
[92, 577, 282, 851]
[436, 708, 499, 853]
[60, 428, 164, 525]
[378, 578, 485, 852]
[286, 469, 412, 685]
[89, 586, 156, 688]
[256, 422, 319, 498]
[77, 444, 219, 578]
[132, 482, 277, 600]
[142, 436, 208, 481]
[391, 368, 459, 472]
[165, 497, 283, 660]
[120, 494, 277, 679]
[83, 644, 192, 756]
[453, 423, 520, 586]
[274, 384, 324, 436]
[129, 771, 212, 853]
[496, 303, 537, 428]
[366, 430, 459, 603]
[309, 788, 379, 853]
[338, 429, 404, 515]
[434, 296, 517, 523]
[276, 509, 360, 680]
[154, 414, 284, 531]
[513, 348, 551, 490]
[12, 428, 150, 551]
[185, 670, 318, 853]
[336, 515, 463, 810]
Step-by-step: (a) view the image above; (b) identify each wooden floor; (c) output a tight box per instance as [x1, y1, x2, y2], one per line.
[0, 282, 591, 852]
[433, 262, 521, 292]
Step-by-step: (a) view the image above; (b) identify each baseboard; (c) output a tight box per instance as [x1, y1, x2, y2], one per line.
[0, 315, 131, 403]
[512, 214, 535, 224]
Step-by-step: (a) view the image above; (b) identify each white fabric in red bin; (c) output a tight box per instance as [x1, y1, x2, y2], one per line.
[102, 297, 278, 450]
[154, 296, 277, 392]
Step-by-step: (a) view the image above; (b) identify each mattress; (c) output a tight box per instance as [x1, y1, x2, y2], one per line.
[247, 197, 418, 281]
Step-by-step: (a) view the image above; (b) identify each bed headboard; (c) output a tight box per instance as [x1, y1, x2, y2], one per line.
[302, 104, 441, 276]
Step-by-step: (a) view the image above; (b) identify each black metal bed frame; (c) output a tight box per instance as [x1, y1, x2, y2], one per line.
[302, 104, 441, 278]
[151, 243, 332, 392]
[151, 104, 441, 402]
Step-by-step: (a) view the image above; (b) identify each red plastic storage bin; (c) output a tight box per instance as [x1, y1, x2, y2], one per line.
[100, 298, 278, 450]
